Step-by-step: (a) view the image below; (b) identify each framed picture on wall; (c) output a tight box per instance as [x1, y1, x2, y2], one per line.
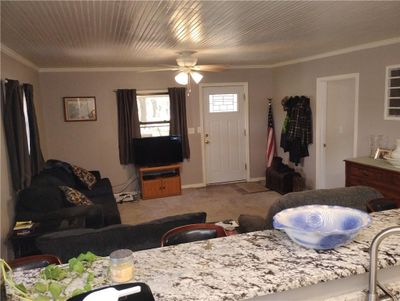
[63, 96, 97, 121]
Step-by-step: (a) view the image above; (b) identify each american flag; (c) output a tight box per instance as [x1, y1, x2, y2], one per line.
[266, 99, 276, 167]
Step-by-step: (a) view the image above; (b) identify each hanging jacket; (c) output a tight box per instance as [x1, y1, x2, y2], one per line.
[280, 96, 312, 164]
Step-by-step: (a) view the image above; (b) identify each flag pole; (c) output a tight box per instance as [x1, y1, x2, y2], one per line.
[266, 97, 276, 168]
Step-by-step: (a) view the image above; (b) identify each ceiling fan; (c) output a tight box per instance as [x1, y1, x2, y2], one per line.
[140, 51, 227, 85]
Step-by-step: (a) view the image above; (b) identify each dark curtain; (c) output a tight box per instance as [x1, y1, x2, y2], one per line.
[116, 89, 140, 164]
[1, 79, 31, 190]
[169, 87, 190, 159]
[23, 84, 44, 176]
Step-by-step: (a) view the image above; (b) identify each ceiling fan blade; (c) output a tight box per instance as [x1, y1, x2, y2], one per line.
[136, 67, 179, 73]
[194, 65, 229, 72]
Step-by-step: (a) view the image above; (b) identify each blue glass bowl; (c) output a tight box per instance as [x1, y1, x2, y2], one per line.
[273, 205, 371, 250]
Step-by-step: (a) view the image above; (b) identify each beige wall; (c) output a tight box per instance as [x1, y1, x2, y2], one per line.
[272, 43, 400, 188]
[1, 43, 399, 259]
[1, 52, 44, 259]
[38, 68, 273, 189]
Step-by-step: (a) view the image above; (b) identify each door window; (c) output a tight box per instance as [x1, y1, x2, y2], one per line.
[209, 94, 238, 113]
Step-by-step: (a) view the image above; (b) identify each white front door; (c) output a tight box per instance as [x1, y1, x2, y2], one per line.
[316, 74, 359, 189]
[202, 85, 247, 184]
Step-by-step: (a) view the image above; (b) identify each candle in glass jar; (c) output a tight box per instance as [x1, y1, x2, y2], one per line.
[109, 249, 134, 283]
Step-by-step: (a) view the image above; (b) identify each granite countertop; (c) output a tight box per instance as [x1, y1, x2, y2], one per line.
[7, 209, 400, 301]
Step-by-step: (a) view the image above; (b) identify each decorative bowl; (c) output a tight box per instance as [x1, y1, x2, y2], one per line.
[273, 205, 371, 250]
[383, 155, 400, 169]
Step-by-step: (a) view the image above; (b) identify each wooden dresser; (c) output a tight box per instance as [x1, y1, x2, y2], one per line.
[345, 157, 400, 201]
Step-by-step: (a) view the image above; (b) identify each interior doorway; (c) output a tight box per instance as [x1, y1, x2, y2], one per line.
[200, 83, 249, 184]
[316, 73, 359, 189]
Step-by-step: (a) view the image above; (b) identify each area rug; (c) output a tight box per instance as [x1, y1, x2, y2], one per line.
[235, 182, 269, 194]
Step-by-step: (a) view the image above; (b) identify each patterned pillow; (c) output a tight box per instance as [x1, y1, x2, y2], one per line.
[71, 165, 97, 190]
[59, 186, 93, 206]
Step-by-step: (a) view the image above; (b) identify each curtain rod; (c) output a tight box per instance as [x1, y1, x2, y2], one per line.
[113, 90, 168, 96]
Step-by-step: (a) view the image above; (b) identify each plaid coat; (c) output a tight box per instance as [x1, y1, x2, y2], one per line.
[280, 96, 312, 164]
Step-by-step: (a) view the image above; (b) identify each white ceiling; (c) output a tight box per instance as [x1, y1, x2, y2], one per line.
[1, 1, 400, 68]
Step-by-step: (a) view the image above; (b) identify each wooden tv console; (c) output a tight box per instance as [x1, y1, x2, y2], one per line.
[138, 164, 181, 200]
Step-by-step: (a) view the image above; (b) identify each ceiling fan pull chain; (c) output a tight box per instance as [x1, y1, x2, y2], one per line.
[187, 74, 191, 96]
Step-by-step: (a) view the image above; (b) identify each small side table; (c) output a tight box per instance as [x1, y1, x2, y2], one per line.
[9, 224, 50, 258]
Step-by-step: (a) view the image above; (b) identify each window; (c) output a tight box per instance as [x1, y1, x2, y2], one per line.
[385, 64, 400, 120]
[22, 91, 31, 154]
[209, 94, 238, 113]
[137, 94, 170, 137]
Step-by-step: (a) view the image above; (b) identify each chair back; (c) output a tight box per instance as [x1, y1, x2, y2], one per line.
[9, 254, 62, 271]
[161, 223, 226, 247]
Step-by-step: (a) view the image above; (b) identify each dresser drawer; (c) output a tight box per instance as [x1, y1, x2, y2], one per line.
[387, 172, 400, 186]
[350, 164, 385, 181]
[345, 160, 400, 201]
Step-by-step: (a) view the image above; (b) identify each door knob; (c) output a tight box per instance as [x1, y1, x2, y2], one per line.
[205, 140, 210, 144]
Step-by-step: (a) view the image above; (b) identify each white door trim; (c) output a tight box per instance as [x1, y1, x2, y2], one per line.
[199, 82, 250, 185]
[315, 73, 359, 189]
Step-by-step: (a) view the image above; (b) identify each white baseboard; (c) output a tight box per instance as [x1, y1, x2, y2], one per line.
[182, 183, 206, 189]
[248, 177, 265, 182]
[182, 178, 264, 189]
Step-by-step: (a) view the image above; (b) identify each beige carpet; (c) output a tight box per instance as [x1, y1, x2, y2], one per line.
[118, 183, 280, 225]
[235, 182, 269, 194]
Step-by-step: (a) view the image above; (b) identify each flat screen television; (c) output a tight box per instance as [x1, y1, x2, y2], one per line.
[132, 135, 183, 166]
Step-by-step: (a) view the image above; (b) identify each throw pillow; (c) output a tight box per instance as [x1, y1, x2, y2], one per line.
[59, 186, 93, 206]
[71, 165, 97, 190]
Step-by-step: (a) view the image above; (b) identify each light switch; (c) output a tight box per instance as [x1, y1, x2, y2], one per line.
[188, 128, 195, 134]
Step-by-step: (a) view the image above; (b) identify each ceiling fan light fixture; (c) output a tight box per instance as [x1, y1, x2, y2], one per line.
[175, 72, 189, 85]
[190, 71, 203, 84]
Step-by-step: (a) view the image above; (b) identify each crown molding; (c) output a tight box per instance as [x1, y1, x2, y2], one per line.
[1, 44, 39, 71]
[38, 66, 165, 73]
[5, 36, 398, 73]
[267, 36, 400, 68]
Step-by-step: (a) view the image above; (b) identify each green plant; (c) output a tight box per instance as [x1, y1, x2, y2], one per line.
[1, 252, 101, 301]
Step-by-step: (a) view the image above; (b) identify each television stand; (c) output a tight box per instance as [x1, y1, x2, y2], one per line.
[138, 164, 181, 200]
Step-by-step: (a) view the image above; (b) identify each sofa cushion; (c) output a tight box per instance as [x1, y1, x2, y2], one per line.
[79, 178, 113, 198]
[44, 167, 76, 187]
[238, 214, 266, 233]
[71, 165, 97, 189]
[31, 173, 65, 187]
[264, 186, 383, 229]
[17, 186, 65, 213]
[36, 212, 207, 261]
[59, 186, 93, 206]
[89, 193, 121, 225]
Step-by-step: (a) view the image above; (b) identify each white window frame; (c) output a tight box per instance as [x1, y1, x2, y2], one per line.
[137, 91, 171, 137]
[384, 64, 400, 121]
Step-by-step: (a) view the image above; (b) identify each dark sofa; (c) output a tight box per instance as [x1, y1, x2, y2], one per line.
[15, 160, 121, 230]
[238, 186, 383, 233]
[16, 160, 208, 261]
[36, 212, 207, 262]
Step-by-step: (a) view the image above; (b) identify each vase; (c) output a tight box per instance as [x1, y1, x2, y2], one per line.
[391, 139, 400, 159]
